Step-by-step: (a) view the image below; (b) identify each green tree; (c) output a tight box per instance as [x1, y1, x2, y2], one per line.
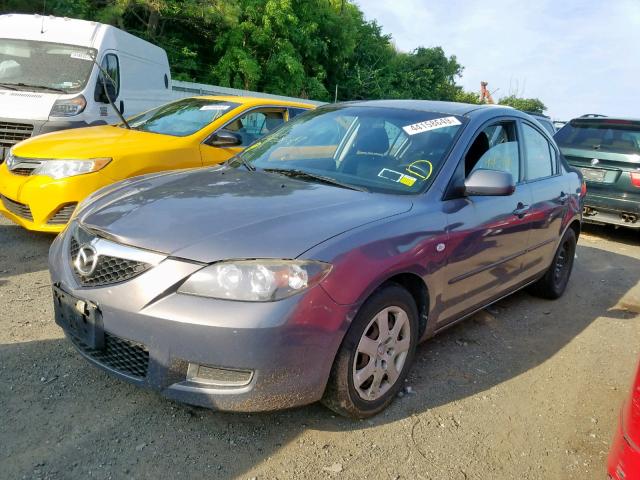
[498, 95, 546, 114]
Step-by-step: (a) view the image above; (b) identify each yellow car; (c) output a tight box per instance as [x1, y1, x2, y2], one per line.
[0, 96, 315, 233]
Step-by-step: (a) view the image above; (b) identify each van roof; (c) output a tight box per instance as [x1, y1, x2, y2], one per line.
[0, 14, 168, 65]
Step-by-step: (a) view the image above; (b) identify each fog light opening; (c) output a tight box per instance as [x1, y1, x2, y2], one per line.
[186, 363, 253, 387]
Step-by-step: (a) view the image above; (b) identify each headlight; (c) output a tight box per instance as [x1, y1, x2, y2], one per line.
[50, 95, 87, 117]
[31, 158, 111, 179]
[178, 260, 332, 301]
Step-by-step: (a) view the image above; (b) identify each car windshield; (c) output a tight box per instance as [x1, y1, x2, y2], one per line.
[0, 38, 96, 94]
[126, 98, 241, 137]
[233, 105, 465, 194]
[555, 119, 640, 155]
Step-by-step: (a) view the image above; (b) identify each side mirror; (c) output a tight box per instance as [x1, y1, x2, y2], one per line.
[464, 169, 515, 196]
[206, 130, 242, 147]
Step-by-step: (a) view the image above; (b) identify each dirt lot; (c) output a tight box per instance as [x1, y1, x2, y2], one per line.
[1, 216, 639, 480]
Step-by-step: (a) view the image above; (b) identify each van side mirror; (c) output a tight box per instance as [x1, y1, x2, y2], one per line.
[206, 130, 242, 147]
[464, 169, 515, 196]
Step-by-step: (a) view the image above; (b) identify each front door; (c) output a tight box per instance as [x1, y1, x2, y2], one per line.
[200, 107, 287, 166]
[439, 120, 533, 323]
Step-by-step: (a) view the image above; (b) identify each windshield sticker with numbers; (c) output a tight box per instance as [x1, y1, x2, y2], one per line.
[403, 116, 461, 136]
[70, 52, 93, 61]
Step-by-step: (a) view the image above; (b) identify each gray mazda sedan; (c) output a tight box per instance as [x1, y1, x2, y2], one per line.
[49, 101, 584, 418]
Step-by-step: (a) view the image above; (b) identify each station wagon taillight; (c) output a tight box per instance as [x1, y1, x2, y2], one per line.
[631, 172, 640, 188]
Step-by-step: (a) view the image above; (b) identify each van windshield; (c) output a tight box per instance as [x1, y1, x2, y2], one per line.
[126, 98, 241, 137]
[0, 38, 96, 94]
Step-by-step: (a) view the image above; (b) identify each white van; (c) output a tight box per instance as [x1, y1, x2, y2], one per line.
[0, 14, 173, 158]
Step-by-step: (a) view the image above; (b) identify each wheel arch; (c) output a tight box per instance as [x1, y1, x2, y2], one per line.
[373, 272, 430, 338]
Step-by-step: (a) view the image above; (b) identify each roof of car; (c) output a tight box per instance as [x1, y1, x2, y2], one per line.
[191, 95, 317, 108]
[334, 99, 515, 117]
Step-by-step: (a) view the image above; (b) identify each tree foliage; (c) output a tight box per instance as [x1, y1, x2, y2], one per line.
[498, 95, 546, 114]
[0, 0, 546, 109]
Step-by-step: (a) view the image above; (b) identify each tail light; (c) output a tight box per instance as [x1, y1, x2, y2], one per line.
[580, 180, 587, 197]
[631, 172, 640, 188]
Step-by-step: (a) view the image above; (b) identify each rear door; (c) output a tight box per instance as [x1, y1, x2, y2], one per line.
[519, 121, 568, 278]
[555, 119, 640, 216]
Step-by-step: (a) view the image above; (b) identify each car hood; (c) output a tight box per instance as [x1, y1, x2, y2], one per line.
[13, 125, 183, 159]
[78, 168, 413, 262]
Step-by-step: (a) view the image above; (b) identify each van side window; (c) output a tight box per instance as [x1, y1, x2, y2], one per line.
[99, 54, 120, 98]
[465, 122, 520, 181]
[522, 123, 555, 180]
[223, 108, 285, 146]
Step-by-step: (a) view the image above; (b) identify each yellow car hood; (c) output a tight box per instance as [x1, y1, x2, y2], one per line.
[14, 126, 183, 159]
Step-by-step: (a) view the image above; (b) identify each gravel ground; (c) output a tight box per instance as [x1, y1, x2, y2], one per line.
[1, 216, 639, 480]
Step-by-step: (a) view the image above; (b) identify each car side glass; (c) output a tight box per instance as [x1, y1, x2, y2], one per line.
[472, 141, 520, 180]
[522, 124, 553, 180]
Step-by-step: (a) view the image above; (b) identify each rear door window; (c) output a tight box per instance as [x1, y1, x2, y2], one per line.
[522, 123, 555, 180]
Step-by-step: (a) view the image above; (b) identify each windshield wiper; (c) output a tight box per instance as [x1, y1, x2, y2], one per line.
[0, 83, 18, 91]
[263, 168, 368, 192]
[1, 82, 67, 93]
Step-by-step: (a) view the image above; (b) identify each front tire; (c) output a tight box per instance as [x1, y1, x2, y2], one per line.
[322, 283, 419, 418]
[529, 228, 577, 299]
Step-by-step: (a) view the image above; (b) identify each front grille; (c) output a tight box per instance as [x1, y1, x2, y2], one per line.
[70, 236, 151, 287]
[1, 195, 33, 221]
[69, 331, 149, 379]
[0, 121, 34, 148]
[47, 203, 77, 225]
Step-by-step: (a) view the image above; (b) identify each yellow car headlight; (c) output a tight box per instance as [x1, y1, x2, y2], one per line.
[31, 158, 111, 180]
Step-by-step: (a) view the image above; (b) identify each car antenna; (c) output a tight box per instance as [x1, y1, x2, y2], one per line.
[90, 55, 131, 129]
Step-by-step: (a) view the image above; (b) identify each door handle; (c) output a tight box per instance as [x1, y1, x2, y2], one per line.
[559, 191, 568, 204]
[512, 202, 530, 218]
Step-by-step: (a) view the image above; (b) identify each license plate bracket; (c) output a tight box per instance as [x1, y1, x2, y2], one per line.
[579, 167, 606, 182]
[53, 285, 104, 349]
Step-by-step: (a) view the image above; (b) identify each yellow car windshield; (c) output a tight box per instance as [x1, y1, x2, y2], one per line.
[126, 98, 240, 137]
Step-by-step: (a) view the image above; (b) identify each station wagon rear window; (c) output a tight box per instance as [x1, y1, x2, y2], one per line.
[127, 98, 241, 137]
[555, 119, 640, 155]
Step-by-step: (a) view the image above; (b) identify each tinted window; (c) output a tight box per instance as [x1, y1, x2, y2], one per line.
[523, 124, 554, 180]
[235, 106, 465, 194]
[467, 122, 520, 181]
[127, 98, 240, 136]
[555, 119, 640, 155]
[224, 109, 285, 146]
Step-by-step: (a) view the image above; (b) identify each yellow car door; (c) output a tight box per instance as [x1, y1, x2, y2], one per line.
[199, 107, 289, 166]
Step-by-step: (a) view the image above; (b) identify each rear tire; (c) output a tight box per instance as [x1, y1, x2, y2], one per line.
[322, 283, 419, 418]
[528, 228, 577, 299]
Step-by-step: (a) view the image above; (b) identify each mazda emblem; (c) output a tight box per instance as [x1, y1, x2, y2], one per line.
[74, 244, 99, 276]
[591, 158, 599, 166]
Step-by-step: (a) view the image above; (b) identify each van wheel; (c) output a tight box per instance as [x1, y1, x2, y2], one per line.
[529, 228, 577, 299]
[322, 283, 419, 418]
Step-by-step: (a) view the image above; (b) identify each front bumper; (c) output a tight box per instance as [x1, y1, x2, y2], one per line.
[49, 228, 353, 412]
[0, 164, 110, 233]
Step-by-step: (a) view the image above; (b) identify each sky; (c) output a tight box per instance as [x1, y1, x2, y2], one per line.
[357, 0, 640, 121]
